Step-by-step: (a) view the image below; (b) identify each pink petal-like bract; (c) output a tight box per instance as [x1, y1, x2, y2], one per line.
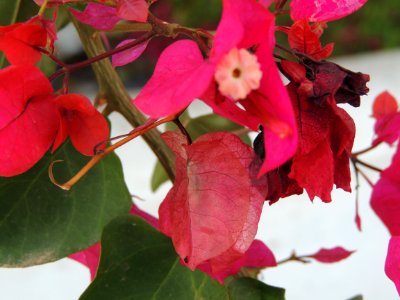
[69, 243, 100, 280]
[307, 246, 355, 263]
[211, 0, 272, 62]
[159, 131, 267, 272]
[112, 38, 149, 68]
[290, 0, 368, 22]
[210, 0, 297, 174]
[253, 39, 298, 174]
[70, 3, 121, 31]
[133, 40, 214, 118]
[385, 236, 400, 295]
[371, 145, 400, 235]
[116, 0, 148, 22]
[373, 113, 400, 146]
[198, 239, 276, 283]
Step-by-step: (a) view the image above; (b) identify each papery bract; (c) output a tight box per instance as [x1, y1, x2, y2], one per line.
[159, 131, 267, 272]
[282, 60, 370, 107]
[0, 21, 47, 65]
[134, 0, 298, 175]
[306, 246, 354, 263]
[116, 0, 148, 22]
[288, 20, 334, 60]
[290, 0, 368, 22]
[70, 3, 121, 31]
[198, 239, 276, 283]
[69, 243, 100, 281]
[252, 133, 303, 202]
[0, 65, 59, 177]
[373, 113, 400, 146]
[112, 38, 150, 68]
[373, 91, 398, 119]
[372, 92, 400, 145]
[133, 39, 214, 118]
[385, 236, 400, 295]
[371, 145, 400, 236]
[53, 94, 110, 156]
[285, 86, 356, 202]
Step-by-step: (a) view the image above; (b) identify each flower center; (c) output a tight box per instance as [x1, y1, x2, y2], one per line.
[232, 68, 242, 78]
[215, 48, 262, 100]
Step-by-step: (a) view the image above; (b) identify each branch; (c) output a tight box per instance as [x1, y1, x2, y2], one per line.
[70, 16, 176, 181]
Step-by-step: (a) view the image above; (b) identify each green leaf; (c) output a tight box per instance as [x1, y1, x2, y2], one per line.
[36, 55, 57, 76]
[228, 278, 285, 300]
[186, 114, 251, 144]
[80, 216, 229, 300]
[80, 216, 285, 299]
[0, 142, 131, 267]
[0, 1, 22, 26]
[347, 295, 363, 300]
[151, 160, 169, 192]
[0, 0, 22, 68]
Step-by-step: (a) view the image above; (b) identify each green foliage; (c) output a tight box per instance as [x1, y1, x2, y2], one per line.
[0, 142, 131, 267]
[0, 0, 22, 68]
[165, 0, 222, 28]
[347, 295, 363, 300]
[228, 278, 285, 300]
[80, 216, 285, 300]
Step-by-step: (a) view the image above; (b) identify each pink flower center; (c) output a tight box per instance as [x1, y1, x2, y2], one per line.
[215, 48, 262, 100]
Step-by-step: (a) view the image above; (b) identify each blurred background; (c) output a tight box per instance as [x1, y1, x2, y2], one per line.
[0, 0, 400, 299]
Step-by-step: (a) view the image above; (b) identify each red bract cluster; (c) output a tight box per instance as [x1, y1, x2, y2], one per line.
[0, 66, 108, 176]
[0, 17, 50, 65]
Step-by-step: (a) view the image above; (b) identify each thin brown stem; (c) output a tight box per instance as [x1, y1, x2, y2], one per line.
[49, 32, 156, 82]
[352, 143, 382, 157]
[174, 118, 192, 145]
[352, 157, 383, 173]
[35, 47, 66, 67]
[277, 251, 310, 265]
[50, 115, 176, 190]
[358, 168, 374, 187]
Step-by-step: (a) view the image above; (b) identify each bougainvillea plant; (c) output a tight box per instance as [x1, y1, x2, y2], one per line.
[0, 0, 398, 298]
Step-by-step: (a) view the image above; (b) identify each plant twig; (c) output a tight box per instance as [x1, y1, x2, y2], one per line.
[70, 16, 176, 181]
[50, 116, 177, 190]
